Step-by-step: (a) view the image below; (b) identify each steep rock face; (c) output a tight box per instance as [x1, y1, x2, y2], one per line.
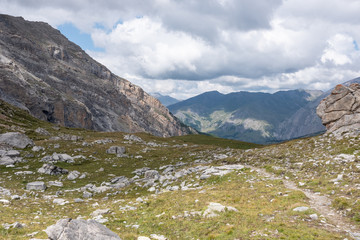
[0, 14, 192, 137]
[317, 83, 360, 136]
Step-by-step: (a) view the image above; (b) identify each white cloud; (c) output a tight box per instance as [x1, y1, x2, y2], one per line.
[1, 0, 360, 99]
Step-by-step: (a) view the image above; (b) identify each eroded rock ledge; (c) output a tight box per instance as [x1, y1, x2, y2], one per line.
[317, 83, 360, 136]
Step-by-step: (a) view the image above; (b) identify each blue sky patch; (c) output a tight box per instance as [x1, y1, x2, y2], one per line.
[353, 40, 359, 51]
[57, 23, 104, 52]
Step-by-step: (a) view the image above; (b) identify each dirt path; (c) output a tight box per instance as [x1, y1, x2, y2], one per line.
[246, 165, 360, 240]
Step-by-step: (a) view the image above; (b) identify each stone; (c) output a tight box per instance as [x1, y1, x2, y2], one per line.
[144, 170, 160, 180]
[106, 146, 126, 156]
[91, 209, 111, 217]
[6, 150, 20, 157]
[35, 127, 50, 136]
[26, 181, 46, 191]
[0, 132, 34, 149]
[45, 218, 121, 240]
[83, 191, 93, 198]
[111, 176, 130, 189]
[67, 171, 80, 180]
[293, 206, 309, 212]
[0, 199, 10, 204]
[53, 199, 68, 205]
[0, 156, 16, 165]
[150, 234, 167, 240]
[48, 181, 64, 187]
[38, 164, 68, 175]
[317, 83, 360, 136]
[32, 146, 44, 152]
[3, 222, 25, 229]
[203, 202, 238, 218]
[310, 213, 318, 220]
[124, 135, 143, 142]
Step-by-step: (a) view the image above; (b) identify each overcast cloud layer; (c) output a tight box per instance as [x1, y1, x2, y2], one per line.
[2, 0, 360, 99]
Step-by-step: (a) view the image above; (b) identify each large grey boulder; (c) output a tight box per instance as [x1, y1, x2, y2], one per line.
[0, 132, 34, 149]
[317, 84, 360, 136]
[106, 146, 126, 157]
[0, 156, 16, 165]
[26, 181, 46, 191]
[37, 164, 68, 175]
[67, 171, 80, 180]
[45, 218, 121, 240]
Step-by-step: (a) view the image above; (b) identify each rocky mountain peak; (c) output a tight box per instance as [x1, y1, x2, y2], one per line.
[316, 83, 360, 136]
[0, 14, 193, 137]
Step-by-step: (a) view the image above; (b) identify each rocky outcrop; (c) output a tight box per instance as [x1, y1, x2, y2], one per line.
[0, 14, 193, 137]
[0, 132, 34, 149]
[317, 83, 360, 136]
[45, 218, 121, 240]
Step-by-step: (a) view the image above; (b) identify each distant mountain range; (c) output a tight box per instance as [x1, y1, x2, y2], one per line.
[168, 89, 326, 144]
[151, 93, 179, 106]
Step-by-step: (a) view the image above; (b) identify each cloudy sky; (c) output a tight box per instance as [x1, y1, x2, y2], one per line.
[2, 0, 360, 99]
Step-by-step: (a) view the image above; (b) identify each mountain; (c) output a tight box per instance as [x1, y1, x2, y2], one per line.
[0, 14, 193, 137]
[168, 89, 323, 144]
[150, 93, 179, 106]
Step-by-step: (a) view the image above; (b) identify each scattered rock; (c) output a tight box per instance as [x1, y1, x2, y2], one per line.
[35, 127, 50, 136]
[83, 191, 93, 198]
[203, 202, 238, 218]
[144, 170, 160, 180]
[32, 146, 45, 152]
[53, 198, 68, 205]
[138, 237, 151, 240]
[3, 222, 25, 230]
[0, 199, 10, 204]
[0, 132, 34, 149]
[45, 218, 121, 240]
[67, 171, 81, 180]
[150, 234, 167, 240]
[48, 181, 64, 187]
[293, 206, 309, 212]
[124, 134, 143, 142]
[91, 209, 111, 217]
[310, 213, 318, 220]
[0, 156, 16, 165]
[41, 153, 75, 163]
[38, 163, 68, 175]
[106, 146, 126, 157]
[111, 176, 130, 189]
[26, 181, 46, 191]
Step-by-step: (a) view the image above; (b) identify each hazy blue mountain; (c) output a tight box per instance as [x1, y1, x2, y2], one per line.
[168, 89, 323, 144]
[151, 93, 180, 106]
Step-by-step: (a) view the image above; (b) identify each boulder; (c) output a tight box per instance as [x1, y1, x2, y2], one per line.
[106, 146, 126, 156]
[45, 218, 121, 240]
[35, 127, 50, 136]
[144, 170, 160, 180]
[0, 156, 16, 165]
[38, 164, 68, 175]
[67, 171, 80, 180]
[317, 83, 360, 136]
[26, 181, 46, 191]
[0, 132, 34, 149]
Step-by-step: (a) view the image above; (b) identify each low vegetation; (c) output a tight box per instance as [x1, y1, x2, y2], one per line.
[0, 100, 358, 239]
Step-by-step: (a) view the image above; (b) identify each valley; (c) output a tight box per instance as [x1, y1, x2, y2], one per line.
[0, 100, 359, 239]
